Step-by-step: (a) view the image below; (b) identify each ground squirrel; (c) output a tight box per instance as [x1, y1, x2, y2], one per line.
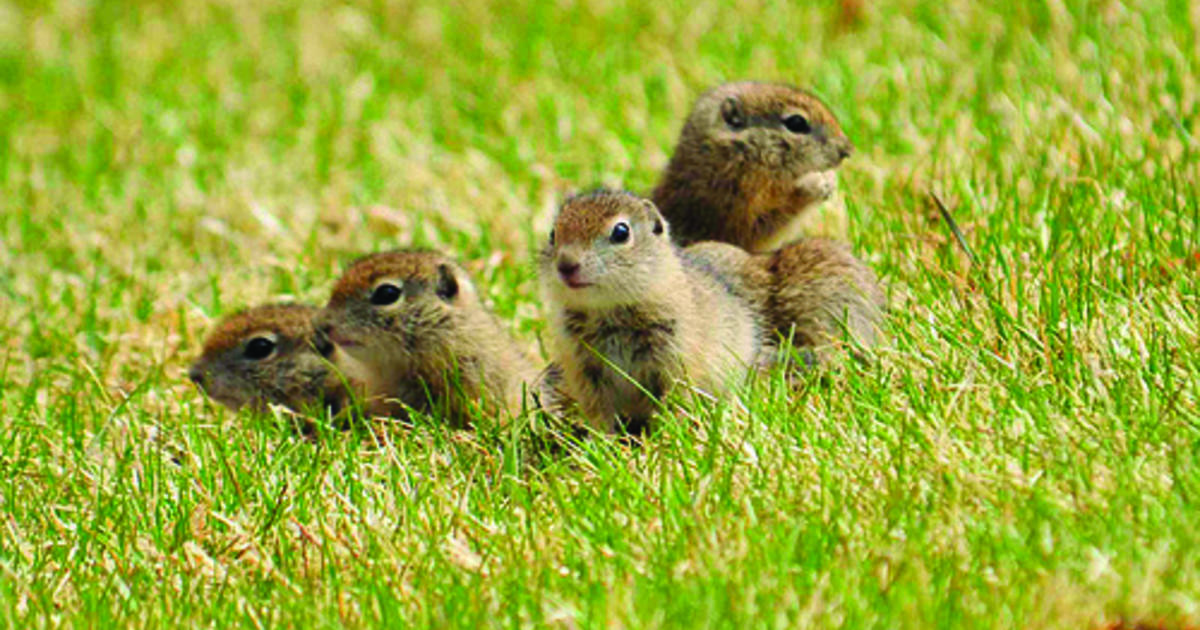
[189, 303, 350, 415]
[315, 249, 537, 426]
[686, 238, 886, 360]
[539, 189, 766, 433]
[652, 81, 853, 252]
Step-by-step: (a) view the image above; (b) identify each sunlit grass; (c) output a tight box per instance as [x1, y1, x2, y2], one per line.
[1, 0, 1197, 627]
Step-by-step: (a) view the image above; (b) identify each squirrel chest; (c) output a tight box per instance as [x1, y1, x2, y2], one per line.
[557, 304, 682, 414]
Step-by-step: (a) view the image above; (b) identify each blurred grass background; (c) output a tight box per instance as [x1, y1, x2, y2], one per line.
[0, 0, 1198, 627]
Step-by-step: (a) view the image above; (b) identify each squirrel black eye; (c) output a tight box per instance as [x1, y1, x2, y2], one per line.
[549, 229, 555, 246]
[244, 337, 276, 360]
[370, 283, 402, 306]
[783, 114, 811, 134]
[610, 222, 631, 244]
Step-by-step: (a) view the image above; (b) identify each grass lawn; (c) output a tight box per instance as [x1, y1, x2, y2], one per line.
[1, 0, 1198, 627]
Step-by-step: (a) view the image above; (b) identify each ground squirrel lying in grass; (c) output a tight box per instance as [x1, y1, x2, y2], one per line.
[686, 238, 886, 361]
[315, 250, 537, 426]
[652, 81, 853, 252]
[540, 190, 767, 433]
[189, 303, 350, 416]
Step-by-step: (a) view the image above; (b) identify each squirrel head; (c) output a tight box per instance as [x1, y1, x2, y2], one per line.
[540, 190, 675, 309]
[677, 81, 852, 180]
[189, 303, 347, 414]
[315, 250, 479, 374]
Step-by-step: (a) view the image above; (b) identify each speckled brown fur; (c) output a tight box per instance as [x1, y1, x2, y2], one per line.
[765, 238, 885, 354]
[540, 190, 767, 433]
[652, 81, 853, 252]
[316, 249, 537, 426]
[685, 238, 885, 360]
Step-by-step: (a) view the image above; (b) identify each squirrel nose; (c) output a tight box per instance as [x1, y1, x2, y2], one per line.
[188, 366, 206, 389]
[557, 260, 581, 279]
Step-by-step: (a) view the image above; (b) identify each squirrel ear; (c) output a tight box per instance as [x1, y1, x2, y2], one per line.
[640, 199, 667, 237]
[720, 97, 745, 129]
[435, 264, 459, 301]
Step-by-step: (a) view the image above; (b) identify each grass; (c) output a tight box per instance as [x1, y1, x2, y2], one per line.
[1, 0, 1198, 627]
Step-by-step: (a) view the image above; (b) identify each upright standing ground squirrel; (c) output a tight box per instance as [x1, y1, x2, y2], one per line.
[540, 190, 766, 433]
[189, 303, 351, 415]
[315, 250, 538, 426]
[652, 81, 853, 252]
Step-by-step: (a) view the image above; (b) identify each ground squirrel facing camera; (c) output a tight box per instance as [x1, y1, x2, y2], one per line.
[315, 250, 537, 426]
[540, 190, 767, 433]
[652, 81, 853, 252]
[189, 303, 351, 416]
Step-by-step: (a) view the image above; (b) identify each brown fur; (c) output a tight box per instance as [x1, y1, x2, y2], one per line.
[765, 238, 885, 355]
[315, 249, 537, 426]
[652, 81, 853, 252]
[685, 238, 885, 361]
[528, 362, 576, 422]
[540, 190, 767, 433]
[189, 303, 350, 415]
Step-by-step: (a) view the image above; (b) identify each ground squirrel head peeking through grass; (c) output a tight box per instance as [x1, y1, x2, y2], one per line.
[540, 189, 765, 433]
[315, 249, 536, 426]
[189, 303, 349, 416]
[653, 81, 853, 252]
